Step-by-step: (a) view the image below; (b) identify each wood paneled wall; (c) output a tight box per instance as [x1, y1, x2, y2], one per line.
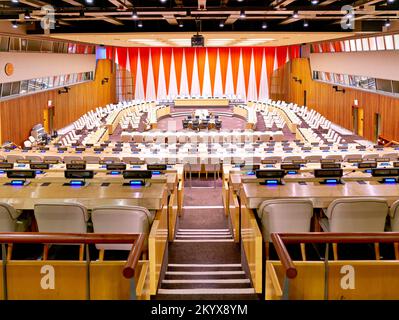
[0, 59, 116, 146]
[271, 58, 399, 142]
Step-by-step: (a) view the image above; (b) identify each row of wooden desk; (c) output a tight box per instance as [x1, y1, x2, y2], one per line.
[222, 164, 399, 295]
[0, 164, 185, 298]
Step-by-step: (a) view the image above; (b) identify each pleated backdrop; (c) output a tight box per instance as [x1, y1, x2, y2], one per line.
[106, 45, 300, 101]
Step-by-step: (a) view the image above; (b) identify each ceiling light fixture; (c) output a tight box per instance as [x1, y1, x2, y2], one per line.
[178, 20, 184, 27]
[311, 0, 319, 4]
[137, 20, 143, 28]
[85, 0, 93, 4]
[240, 10, 246, 19]
[385, 19, 391, 27]
[303, 20, 309, 27]
[262, 21, 267, 29]
[132, 9, 138, 19]
[12, 21, 18, 28]
[292, 11, 299, 18]
[219, 20, 225, 28]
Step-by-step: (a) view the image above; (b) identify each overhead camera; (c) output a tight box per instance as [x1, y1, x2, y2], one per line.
[191, 34, 204, 47]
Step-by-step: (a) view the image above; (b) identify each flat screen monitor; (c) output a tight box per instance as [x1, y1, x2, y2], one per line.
[64, 170, 94, 179]
[255, 170, 286, 179]
[320, 159, 336, 164]
[239, 164, 260, 171]
[321, 163, 341, 169]
[123, 170, 152, 179]
[106, 163, 127, 171]
[66, 163, 87, 170]
[358, 162, 377, 169]
[314, 169, 343, 178]
[371, 168, 399, 177]
[7, 170, 36, 179]
[30, 163, 50, 170]
[147, 164, 167, 171]
[0, 163, 14, 169]
[281, 164, 301, 171]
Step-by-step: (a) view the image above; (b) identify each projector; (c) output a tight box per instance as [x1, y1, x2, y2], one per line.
[191, 34, 205, 47]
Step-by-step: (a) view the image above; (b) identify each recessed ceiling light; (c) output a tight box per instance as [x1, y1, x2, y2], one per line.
[292, 11, 299, 18]
[311, 0, 319, 4]
[303, 20, 309, 27]
[86, 0, 93, 4]
[262, 21, 267, 29]
[11, 0, 19, 3]
[12, 21, 18, 28]
[219, 20, 225, 28]
[178, 20, 184, 27]
[137, 20, 143, 28]
[240, 10, 246, 19]
[385, 19, 391, 27]
[132, 10, 138, 19]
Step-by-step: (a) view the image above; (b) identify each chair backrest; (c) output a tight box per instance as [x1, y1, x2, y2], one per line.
[257, 199, 313, 242]
[389, 200, 399, 232]
[326, 198, 388, 232]
[34, 202, 88, 233]
[91, 206, 155, 250]
[0, 203, 18, 232]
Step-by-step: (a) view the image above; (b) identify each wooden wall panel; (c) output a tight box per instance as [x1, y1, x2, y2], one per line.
[0, 59, 116, 146]
[271, 58, 399, 142]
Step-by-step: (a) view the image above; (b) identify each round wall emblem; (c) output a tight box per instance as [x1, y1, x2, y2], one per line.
[4, 63, 14, 76]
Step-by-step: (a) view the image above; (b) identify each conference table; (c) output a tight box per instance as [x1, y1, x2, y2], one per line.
[174, 98, 230, 107]
[0, 180, 168, 211]
[241, 180, 399, 210]
[224, 161, 399, 191]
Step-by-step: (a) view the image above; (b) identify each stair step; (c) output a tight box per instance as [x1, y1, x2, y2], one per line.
[162, 279, 250, 284]
[168, 263, 242, 268]
[161, 282, 252, 289]
[165, 271, 245, 276]
[174, 239, 234, 243]
[157, 288, 256, 295]
[164, 274, 248, 280]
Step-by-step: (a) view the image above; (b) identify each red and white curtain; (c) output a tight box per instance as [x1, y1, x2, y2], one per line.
[106, 45, 300, 101]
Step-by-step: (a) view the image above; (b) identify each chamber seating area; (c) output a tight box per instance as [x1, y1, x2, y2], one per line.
[1, 10, 399, 306]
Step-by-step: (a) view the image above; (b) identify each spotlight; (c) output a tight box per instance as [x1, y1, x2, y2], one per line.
[303, 20, 309, 27]
[385, 19, 391, 27]
[12, 21, 18, 28]
[219, 20, 225, 28]
[262, 21, 267, 29]
[292, 10, 299, 18]
[85, 0, 93, 4]
[240, 10, 246, 19]
[387, 0, 395, 3]
[178, 20, 184, 27]
[311, 0, 319, 4]
[132, 10, 138, 19]
[24, 10, 31, 19]
[160, 0, 167, 2]
[11, 0, 19, 3]
[137, 20, 143, 28]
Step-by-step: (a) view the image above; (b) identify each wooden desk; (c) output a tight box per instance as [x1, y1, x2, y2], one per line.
[241, 180, 399, 210]
[174, 98, 230, 107]
[0, 181, 167, 211]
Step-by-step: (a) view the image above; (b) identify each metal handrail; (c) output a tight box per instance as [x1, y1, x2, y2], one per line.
[271, 232, 399, 279]
[0, 232, 145, 279]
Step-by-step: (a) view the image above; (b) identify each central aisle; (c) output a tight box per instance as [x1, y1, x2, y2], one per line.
[155, 180, 258, 300]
